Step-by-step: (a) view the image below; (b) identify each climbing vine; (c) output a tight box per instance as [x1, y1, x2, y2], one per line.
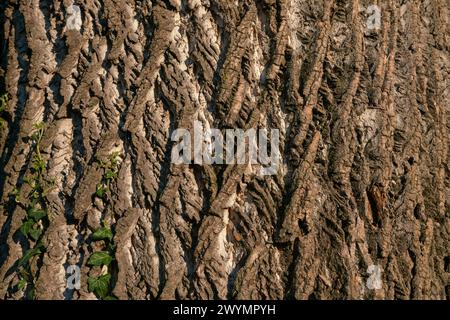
[12, 122, 54, 299]
[87, 152, 121, 300]
[87, 221, 117, 300]
[95, 152, 120, 200]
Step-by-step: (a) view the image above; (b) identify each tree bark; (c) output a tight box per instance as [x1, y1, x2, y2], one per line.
[0, 0, 449, 300]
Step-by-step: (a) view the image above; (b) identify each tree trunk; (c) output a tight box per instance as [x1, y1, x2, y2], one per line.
[0, 0, 449, 300]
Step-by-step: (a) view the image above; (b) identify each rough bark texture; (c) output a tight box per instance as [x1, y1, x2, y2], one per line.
[0, 0, 449, 300]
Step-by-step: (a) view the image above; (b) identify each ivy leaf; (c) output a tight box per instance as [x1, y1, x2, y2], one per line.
[29, 228, 42, 241]
[28, 208, 47, 222]
[88, 274, 111, 299]
[19, 268, 30, 282]
[32, 156, 46, 172]
[92, 227, 113, 242]
[10, 188, 21, 203]
[0, 98, 6, 112]
[17, 245, 44, 268]
[95, 184, 107, 198]
[32, 122, 45, 131]
[20, 220, 35, 237]
[87, 251, 113, 266]
[17, 278, 27, 290]
[27, 287, 35, 300]
[105, 169, 117, 180]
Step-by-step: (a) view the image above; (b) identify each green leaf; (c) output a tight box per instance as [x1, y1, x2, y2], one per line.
[17, 278, 27, 290]
[105, 169, 117, 180]
[31, 191, 40, 201]
[27, 286, 35, 300]
[19, 268, 30, 281]
[109, 152, 120, 164]
[28, 208, 47, 222]
[88, 274, 111, 299]
[29, 228, 42, 241]
[92, 227, 113, 242]
[95, 184, 107, 198]
[87, 251, 113, 266]
[0, 93, 8, 111]
[10, 188, 21, 203]
[32, 156, 46, 172]
[17, 245, 44, 268]
[32, 122, 44, 131]
[29, 195, 39, 207]
[20, 220, 35, 237]
[104, 295, 118, 300]
[31, 132, 40, 142]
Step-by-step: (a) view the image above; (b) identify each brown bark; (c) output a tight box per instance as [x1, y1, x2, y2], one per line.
[0, 0, 449, 300]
